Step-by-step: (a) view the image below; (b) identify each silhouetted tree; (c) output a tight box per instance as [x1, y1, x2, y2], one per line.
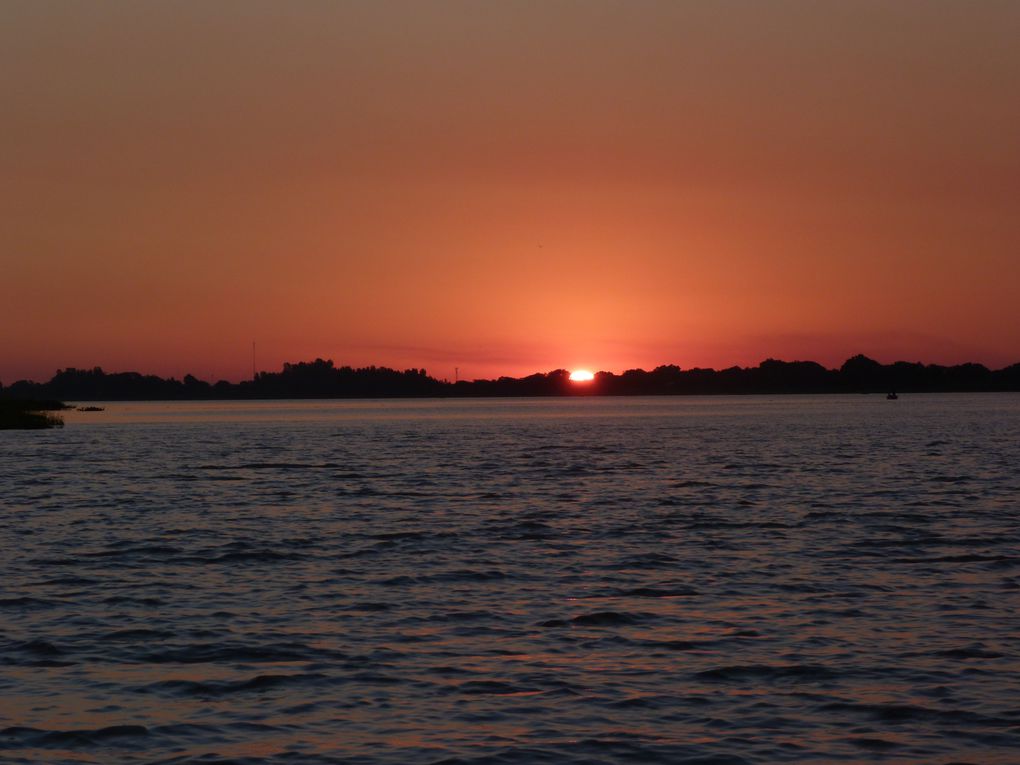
[3, 355, 1018, 400]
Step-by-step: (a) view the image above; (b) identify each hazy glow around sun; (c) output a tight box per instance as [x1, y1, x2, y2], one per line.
[569, 370, 595, 382]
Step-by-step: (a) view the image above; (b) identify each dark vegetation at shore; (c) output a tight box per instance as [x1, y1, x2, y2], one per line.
[2, 355, 1020, 401]
[0, 400, 68, 429]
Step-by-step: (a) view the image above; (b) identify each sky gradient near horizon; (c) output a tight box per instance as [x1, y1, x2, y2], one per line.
[3, 2, 1019, 383]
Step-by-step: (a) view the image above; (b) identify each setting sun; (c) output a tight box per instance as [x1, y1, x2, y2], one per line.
[569, 370, 595, 382]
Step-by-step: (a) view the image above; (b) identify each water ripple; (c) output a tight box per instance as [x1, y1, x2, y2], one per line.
[1, 395, 1019, 763]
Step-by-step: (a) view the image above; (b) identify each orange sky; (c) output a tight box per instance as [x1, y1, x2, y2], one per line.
[2, 2, 1018, 383]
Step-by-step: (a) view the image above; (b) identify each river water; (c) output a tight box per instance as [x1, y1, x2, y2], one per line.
[2, 395, 1019, 764]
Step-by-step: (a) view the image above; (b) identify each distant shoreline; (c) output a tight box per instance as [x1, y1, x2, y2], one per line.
[4, 355, 1019, 402]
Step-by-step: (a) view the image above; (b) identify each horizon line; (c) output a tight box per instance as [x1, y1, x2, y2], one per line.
[5, 352, 1020, 388]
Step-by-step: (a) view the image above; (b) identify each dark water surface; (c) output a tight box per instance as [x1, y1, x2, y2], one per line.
[2, 395, 1019, 764]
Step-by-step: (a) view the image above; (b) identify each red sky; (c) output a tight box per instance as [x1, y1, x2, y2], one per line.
[3, 2, 1019, 383]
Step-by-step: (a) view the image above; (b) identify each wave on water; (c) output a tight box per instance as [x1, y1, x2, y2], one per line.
[2, 395, 1019, 763]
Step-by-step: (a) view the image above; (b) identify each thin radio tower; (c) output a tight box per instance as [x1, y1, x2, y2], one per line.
[252, 341, 256, 382]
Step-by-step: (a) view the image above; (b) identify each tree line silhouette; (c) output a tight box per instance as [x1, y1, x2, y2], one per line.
[2, 355, 1019, 401]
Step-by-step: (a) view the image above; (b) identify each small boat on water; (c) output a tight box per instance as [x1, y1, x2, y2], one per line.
[76, 406, 105, 412]
[886, 392, 898, 400]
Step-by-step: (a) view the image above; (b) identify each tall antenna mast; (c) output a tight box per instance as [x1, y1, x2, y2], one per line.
[252, 341, 256, 382]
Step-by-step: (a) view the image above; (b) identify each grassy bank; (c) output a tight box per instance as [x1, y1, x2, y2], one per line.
[0, 400, 69, 430]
